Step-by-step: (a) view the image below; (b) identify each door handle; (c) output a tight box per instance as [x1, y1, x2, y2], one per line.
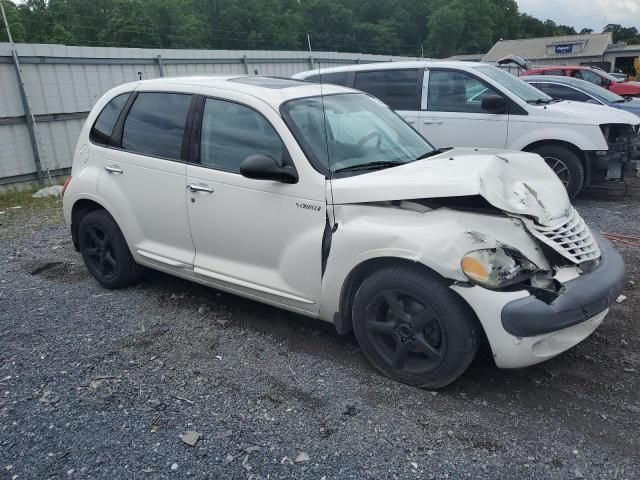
[422, 120, 443, 125]
[187, 183, 214, 193]
[105, 165, 123, 174]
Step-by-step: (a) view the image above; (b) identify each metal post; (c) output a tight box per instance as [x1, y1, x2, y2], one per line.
[1, 1, 46, 185]
[242, 55, 249, 74]
[156, 54, 165, 77]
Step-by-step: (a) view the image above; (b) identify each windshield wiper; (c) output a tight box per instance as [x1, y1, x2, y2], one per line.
[415, 147, 452, 160]
[333, 161, 404, 173]
[527, 98, 552, 105]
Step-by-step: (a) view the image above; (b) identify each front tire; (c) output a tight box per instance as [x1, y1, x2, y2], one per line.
[530, 144, 584, 199]
[352, 266, 480, 389]
[78, 209, 143, 289]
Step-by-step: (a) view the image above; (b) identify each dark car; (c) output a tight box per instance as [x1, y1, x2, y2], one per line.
[523, 75, 640, 118]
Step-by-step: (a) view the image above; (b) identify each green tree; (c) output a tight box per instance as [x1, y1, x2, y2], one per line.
[0, 0, 26, 42]
[604, 24, 640, 43]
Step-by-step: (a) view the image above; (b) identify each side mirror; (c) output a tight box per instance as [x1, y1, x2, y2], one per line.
[586, 99, 600, 105]
[240, 154, 298, 184]
[481, 94, 508, 114]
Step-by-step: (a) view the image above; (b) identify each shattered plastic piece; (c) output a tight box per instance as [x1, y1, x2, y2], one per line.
[294, 452, 310, 463]
[180, 431, 202, 447]
[616, 295, 627, 304]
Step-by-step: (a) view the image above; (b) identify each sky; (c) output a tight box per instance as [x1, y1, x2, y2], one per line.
[517, 0, 640, 32]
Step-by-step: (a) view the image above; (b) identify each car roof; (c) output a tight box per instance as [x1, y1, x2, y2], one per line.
[127, 75, 357, 109]
[523, 75, 586, 84]
[528, 66, 590, 71]
[292, 60, 486, 78]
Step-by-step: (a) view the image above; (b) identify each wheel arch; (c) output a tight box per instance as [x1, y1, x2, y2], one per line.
[70, 198, 110, 250]
[522, 139, 591, 187]
[335, 256, 480, 336]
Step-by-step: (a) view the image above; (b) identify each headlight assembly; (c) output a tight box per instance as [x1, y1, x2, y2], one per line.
[461, 247, 538, 289]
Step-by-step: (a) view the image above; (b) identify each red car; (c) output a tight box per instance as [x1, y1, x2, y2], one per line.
[522, 66, 640, 97]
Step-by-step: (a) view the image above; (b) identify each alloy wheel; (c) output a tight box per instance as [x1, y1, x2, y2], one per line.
[544, 156, 571, 187]
[363, 289, 446, 374]
[82, 225, 117, 279]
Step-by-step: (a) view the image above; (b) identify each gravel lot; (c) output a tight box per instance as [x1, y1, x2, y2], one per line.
[1, 195, 639, 479]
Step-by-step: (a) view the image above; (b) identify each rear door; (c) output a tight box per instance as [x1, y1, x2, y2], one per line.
[420, 68, 509, 149]
[352, 69, 423, 130]
[97, 88, 197, 267]
[185, 90, 327, 313]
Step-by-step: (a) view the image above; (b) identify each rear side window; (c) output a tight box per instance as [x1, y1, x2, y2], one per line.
[354, 69, 420, 110]
[122, 92, 192, 160]
[305, 72, 348, 86]
[199, 98, 284, 173]
[90, 93, 130, 146]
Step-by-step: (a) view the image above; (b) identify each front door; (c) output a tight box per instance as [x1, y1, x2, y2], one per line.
[420, 69, 509, 149]
[186, 94, 326, 313]
[97, 90, 196, 267]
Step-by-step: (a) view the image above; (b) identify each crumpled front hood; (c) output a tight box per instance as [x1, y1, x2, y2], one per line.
[330, 149, 572, 226]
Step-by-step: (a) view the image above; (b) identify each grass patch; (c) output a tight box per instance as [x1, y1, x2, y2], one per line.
[0, 188, 61, 210]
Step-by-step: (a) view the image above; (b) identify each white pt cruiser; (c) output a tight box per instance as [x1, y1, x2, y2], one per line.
[62, 76, 625, 388]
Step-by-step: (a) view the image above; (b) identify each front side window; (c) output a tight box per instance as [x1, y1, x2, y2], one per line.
[427, 70, 501, 113]
[282, 93, 433, 176]
[122, 92, 192, 160]
[573, 70, 603, 86]
[199, 98, 284, 173]
[90, 93, 130, 146]
[354, 69, 420, 110]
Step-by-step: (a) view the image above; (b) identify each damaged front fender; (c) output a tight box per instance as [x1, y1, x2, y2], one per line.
[318, 203, 550, 322]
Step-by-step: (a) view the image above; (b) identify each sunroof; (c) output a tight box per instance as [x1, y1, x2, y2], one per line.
[228, 77, 309, 89]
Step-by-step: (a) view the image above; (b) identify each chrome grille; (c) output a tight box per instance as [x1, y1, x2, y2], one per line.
[524, 208, 601, 264]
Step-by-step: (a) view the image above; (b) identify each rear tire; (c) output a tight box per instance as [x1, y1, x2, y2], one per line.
[352, 266, 480, 389]
[78, 210, 143, 289]
[530, 144, 584, 199]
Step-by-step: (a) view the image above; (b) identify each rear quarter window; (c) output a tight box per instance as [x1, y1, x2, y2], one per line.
[305, 72, 349, 86]
[90, 93, 131, 146]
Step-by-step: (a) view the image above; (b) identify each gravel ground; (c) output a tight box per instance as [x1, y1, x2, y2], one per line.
[0, 196, 639, 480]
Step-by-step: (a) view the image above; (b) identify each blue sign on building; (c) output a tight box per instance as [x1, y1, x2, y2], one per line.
[555, 44, 573, 54]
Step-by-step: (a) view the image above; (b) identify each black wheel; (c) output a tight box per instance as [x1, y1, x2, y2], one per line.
[530, 145, 584, 199]
[78, 209, 143, 289]
[352, 266, 480, 389]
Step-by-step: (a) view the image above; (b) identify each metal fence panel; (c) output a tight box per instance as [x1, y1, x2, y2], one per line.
[0, 43, 417, 184]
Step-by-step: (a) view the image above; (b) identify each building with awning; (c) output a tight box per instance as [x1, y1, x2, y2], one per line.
[481, 33, 640, 75]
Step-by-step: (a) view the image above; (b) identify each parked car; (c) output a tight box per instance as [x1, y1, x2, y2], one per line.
[62, 76, 625, 388]
[522, 75, 640, 174]
[521, 66, 640, 97]
[522, 75, 640, 118]
[293, 61, 640, 197]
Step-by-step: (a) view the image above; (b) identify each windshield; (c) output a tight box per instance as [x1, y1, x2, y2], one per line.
[281, 93, 434, 175]
[473, 65, 553, 103]
[598, 70, 622, 83]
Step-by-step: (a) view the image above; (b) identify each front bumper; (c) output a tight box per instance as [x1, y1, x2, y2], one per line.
[452, 232, 625, 369]
[501, 231, 625, 337]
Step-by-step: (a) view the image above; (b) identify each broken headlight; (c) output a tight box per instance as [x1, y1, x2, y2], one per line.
[460, 247, 538, 289]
